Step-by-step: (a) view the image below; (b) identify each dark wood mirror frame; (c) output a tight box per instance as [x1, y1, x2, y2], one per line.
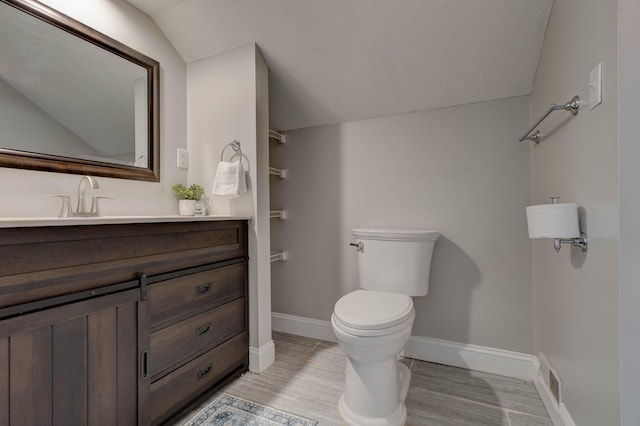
[0, 0, 160, 182]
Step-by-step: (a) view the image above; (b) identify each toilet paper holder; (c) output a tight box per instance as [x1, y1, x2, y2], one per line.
[549, 196, 588, 253]
[554, 232, 588, 253]
[527, 196, 588, 253]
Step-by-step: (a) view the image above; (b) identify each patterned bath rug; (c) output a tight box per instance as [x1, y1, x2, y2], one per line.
[182, 392, 318, 426]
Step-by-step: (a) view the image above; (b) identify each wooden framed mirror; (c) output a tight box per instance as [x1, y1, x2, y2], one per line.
[0, 0, 160, 181]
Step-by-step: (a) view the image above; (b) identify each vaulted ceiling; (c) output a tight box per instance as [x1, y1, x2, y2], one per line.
[127, 0, 553, 131]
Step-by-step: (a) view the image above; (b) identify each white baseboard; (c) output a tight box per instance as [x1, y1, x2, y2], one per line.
[272, 312, 337, 343]
[249, 339, 275, 373]
[404, 335, 538, 380]
[272, 312, 536, 380]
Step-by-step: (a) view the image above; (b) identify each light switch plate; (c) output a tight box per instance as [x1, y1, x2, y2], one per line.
[177, 148, 188, 169]
[589, 62, 602, 110]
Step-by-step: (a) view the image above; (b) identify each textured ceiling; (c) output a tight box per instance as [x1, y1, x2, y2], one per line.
[127, 0, 553, 131]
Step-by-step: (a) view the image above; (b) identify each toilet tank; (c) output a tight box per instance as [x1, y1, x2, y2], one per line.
[353, 228, 439, 296]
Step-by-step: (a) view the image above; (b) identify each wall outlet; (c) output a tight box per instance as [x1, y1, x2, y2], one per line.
[177, 148, 188, 169]
[589, 62, 602, 110]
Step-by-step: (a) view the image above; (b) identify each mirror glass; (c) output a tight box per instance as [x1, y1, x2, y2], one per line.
[0, 0, 160, 181]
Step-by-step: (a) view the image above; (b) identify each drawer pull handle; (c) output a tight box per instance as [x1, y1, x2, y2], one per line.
[195, 283, 212, 296]
[196, 323, 211, 337]
[197, 364, 213, 381]
[141, 350, 149, 380]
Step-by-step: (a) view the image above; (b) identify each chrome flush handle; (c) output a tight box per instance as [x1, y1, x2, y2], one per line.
[349, 242, 364, 251]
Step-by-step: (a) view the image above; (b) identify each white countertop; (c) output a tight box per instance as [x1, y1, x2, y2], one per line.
[0, 215, 252, 228]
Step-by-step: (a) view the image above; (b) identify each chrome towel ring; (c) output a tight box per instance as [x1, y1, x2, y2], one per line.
[220, 140, 250, 172]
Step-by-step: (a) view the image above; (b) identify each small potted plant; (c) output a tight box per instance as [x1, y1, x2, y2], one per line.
[172, 184, 205, 216]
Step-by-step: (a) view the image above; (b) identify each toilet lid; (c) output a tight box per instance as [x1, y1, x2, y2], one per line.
[333, 290, 413, 331]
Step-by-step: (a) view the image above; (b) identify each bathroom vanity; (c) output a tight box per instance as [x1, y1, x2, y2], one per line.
[0, 217, 249, 425]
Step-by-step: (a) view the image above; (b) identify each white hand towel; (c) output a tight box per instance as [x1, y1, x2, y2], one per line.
[212, 160, 247, 198]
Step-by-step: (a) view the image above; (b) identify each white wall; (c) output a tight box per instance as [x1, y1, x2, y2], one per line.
[187, 44, 257, 216]
[187, 43, 273, 372]
[0, 0, 187, 217]
[271, 96, 533, 353]
[618, 0, 640, 423]
[530, 1, 619, 425]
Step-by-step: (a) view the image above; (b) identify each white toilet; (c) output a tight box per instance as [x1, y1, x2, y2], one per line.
[331, 228, 439, 426]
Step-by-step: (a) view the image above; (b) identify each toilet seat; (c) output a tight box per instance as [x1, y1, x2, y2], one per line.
[333, 290, 414, 337]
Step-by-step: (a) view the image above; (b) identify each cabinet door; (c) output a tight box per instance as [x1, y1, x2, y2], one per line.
[0, 288, 149, 426]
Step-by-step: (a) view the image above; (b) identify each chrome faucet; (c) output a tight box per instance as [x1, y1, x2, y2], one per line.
[76, 176, 100, 214]
[48, 176, 109, 217]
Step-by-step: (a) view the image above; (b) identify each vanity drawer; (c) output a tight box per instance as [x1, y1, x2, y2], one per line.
[150, 298, 245, 379]
[149, 261, 246, 328]
[150, 331, 248, 425]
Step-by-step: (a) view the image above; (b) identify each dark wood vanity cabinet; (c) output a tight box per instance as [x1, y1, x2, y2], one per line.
[0, 287, 148, 425]
[0, 219, 249, 425]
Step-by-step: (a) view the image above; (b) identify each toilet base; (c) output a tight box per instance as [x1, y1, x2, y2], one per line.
[337, 362, 411, 426]
[338, 395, 406, 426]
[398, 361, 411, 401]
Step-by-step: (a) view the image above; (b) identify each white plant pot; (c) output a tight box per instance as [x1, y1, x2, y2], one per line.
[178, 199, 196, 216]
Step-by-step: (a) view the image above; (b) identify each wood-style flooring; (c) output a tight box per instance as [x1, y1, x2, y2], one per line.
[178, 332, 553, 425]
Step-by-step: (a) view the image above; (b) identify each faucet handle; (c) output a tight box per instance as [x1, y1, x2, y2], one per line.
[46, 195, 72, 218]
[90, 196, 112, 217]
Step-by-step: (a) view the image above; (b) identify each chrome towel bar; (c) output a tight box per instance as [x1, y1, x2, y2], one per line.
[519, 95, 580, 143]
